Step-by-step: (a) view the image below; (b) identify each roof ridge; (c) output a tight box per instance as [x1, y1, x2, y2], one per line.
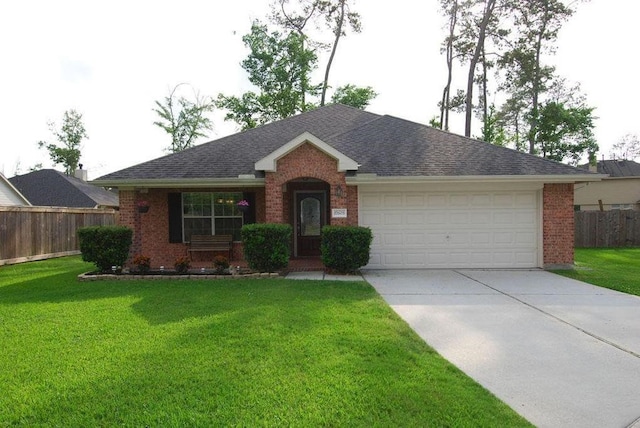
[324, 110, 384, 140]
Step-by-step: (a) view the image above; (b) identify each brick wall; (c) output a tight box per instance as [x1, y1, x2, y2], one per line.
[124, 187, 265, 268]
[264, 143, 350, 225]
[543, 183, 575, 266]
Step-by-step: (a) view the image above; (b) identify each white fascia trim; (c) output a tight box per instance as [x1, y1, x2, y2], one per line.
[254, 131, 359, 172]
[91, 177, 266, 189]
[346, 174, 605, 185]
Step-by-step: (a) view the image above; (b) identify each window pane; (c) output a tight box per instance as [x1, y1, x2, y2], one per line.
[182, 192, 243, 242]
[300, 197, 321, 236]
[184, 218, 212, 242]
[215, 218, 243, 241]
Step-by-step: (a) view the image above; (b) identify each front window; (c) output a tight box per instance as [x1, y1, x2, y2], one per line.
[183, 192, 243, 241]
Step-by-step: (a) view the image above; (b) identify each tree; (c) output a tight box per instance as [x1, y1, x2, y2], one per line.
[610, 134, 640, 160]
[463, 0, 497, 137]
[438, 0, 460, 131]
[272, 0, 362, 107]
[37, 109, 88, 175]
[535, 101, 598, 165]
[153, 84, 214, 153]
[330, 84, 377, 109]
[318, 0, 361, 105]
[499, 0, 574, 154]
[216, 21, 321, 130]
[478, 104, 507, 146]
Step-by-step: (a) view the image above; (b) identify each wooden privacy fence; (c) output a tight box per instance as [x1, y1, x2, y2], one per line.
[575, 210, 640, 248]
[0, 206, 117, 265]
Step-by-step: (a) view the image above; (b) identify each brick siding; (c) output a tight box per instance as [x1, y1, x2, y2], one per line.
[121, 187, 265, 268]
[543, 183, 575, 266]
[264, 143, 351, 226]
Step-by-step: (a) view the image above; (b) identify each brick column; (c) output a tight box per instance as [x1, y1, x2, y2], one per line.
[118, 190, 137, 260]
[264, 172, 284, 223]
[543, 183, 574, 267]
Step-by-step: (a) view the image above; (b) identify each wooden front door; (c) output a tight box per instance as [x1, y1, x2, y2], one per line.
[295, 192, 326, 257]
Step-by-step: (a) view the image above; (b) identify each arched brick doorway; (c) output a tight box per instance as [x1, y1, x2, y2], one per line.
[285, 178, 330, 257]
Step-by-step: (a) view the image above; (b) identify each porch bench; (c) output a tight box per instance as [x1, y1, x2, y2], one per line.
[187, 234, 233, 260]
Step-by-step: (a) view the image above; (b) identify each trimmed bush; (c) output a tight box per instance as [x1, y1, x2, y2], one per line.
[241, 223, 292, 272]
[321, 226, 373, 274]
[78, 226, 133, 272]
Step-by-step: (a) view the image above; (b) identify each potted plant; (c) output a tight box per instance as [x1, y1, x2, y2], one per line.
[213, 255, 230, 274]
[132, 254, 151, 274]
[137, 200, 150, 213]
[236, 199, 250, 213]
[174, 256, 191, 274]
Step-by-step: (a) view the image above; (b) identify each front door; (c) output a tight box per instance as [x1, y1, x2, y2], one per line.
[295, 192, 326, 257]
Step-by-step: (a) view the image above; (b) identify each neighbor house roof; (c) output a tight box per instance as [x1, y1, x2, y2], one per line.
[94, 104, 599, 186]
[9, 169, 119, 208]
[593, 159, 640, 177]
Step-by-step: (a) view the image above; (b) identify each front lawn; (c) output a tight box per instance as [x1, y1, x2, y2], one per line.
[0, 257, 530, 426]
[554, 248, 640, 296]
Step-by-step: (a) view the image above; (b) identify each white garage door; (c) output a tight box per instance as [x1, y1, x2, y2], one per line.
[360, 190, 539, 268]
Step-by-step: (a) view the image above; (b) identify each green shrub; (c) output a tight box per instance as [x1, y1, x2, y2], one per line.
[241, 223, 292, 272]
[77, 226, 133, 272]
[321, 226, 373, 273]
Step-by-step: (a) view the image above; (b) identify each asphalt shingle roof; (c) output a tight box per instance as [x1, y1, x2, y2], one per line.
[596, 160, 640, 177]
[96, 104, 592, 182]
[10, 169, 119, 208]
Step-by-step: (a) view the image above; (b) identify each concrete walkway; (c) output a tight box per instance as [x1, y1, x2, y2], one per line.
[285, 271, 365, 281]
[362, 269, 640, 428]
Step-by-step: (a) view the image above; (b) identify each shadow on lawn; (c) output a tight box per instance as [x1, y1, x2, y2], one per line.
[4, 290, 525, 427]
[0, 262, 374, 327]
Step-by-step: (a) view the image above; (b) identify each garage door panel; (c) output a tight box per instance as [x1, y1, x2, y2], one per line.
[406, 213, 425, 224]
[383, 253, 404, 266]
[405, 194, 426, 206]
[427, 195, 447, 207]
[361, 190, 539, 268]
[451, 212, 469, 224]
[383, 195, 403, 207]
[470, 232, 491, 245]
[427, 212, 447, 224]
[470, 212, 492, 224]
[361, 212, 381, 225]
[406, 233, 427, 245]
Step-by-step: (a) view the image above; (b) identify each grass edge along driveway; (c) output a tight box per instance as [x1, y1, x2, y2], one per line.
[553, 248, 640, 297]
[0, 256, 531, 427]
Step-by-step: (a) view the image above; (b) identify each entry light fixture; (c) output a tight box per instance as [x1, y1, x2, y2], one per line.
[335, 184, 344, 198]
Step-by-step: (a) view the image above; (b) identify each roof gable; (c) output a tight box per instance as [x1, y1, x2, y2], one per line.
[255, 132, 359, 172]
[0, 172, 31, 206]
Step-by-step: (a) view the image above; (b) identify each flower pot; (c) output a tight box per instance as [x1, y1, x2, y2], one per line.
[237, 205, 249, 213]
[138, 206, 149, 213]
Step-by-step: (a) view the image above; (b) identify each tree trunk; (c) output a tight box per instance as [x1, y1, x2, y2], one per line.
[440, 0, 458, 131]
[464, 0, 496, 137]
[527, 1, 549, 154]
[321, 0, 346, 106]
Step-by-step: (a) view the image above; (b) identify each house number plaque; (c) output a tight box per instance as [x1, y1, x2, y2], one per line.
[331, 208, 347, 218]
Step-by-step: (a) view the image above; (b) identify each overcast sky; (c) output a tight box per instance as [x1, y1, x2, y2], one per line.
[1, 0, 638, 179]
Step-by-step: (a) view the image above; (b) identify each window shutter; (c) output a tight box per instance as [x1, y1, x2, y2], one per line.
[242, 192, 256, 225]
[168, 193, 182, 243]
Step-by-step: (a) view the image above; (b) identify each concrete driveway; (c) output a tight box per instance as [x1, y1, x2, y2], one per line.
[362, 269, 640, 428]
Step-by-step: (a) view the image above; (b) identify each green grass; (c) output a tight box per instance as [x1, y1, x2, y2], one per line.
[0, 257, 530, 427]
[554, 248, 640, 296]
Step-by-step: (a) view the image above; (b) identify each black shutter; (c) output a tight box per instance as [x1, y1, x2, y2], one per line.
[242, 192, 256, 225]
[168, 193, 183, 243]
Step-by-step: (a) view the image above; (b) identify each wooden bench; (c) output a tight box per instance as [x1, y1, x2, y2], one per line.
[187, 234, 233, 260]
